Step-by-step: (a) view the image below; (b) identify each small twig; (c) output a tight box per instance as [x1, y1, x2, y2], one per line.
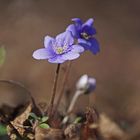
[56, 61, 72, 110]
[0, 79, 42, 116]
[48, 64, 61, 117]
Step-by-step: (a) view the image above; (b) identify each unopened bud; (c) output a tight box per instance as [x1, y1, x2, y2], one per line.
[76, 74, 96, 94]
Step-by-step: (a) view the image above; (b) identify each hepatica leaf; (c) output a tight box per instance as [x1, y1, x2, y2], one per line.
[39, 123, 50, 129]
[41, 116, 49, 123]
[73, 117, 82, 124]
[0, 124, 7, 135]
[0, 46, 6, 66]
[29, 112, 39, 120]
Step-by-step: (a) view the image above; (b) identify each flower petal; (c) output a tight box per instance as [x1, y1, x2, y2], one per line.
[71, 45, 85, 53]
[48, 55, 66, 64]
[88, 77, 96, 91]
[64, 31, 74, 45]
[78, 38, 90, 50]
[62, 51, 80, 60]
[66, 24, 79, 38]
[56, 31, 74, 46]
[89, 38, 100, 54]
[55, 33, 65, 46]
[84, 18, 94, 26]
[44, 36, 55, 48]
[72, 18, 83, 33]
[33, 48, 55, 60]
[82, 25, 96, 35]
[78, 38, 100, 54]
[72, 18, 83, 25]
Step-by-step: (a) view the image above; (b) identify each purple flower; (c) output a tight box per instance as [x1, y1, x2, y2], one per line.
[67, 18, 100, 54]
[33, 31, 84, 63]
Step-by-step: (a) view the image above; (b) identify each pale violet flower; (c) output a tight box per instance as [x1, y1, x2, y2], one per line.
[33, 31, 84, 64]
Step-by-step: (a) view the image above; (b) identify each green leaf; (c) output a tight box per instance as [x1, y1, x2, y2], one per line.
[41, 116, 49, 123]
[39, 123, 50, 129]
[73, 117, 82, 124]
[0, 124, 7, 135]
[0, 46, 6, 66]
[29, 113, 38, 120]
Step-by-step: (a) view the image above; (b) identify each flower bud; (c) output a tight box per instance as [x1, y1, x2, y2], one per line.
[76, 74, 96, 94]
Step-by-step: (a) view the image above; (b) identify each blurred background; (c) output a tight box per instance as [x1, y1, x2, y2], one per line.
[0, 0, 140, 130]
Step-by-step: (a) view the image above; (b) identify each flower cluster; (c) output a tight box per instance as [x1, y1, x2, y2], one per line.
[33, 18, 100, 63]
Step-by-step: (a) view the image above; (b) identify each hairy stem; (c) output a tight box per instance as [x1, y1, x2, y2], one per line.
[62, 90, 83, 124]
[48, 64, 60, 116]
[56, 61, 72, 110]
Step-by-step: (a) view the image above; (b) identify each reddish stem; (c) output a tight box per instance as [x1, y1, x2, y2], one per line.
[55, 61, 72, 110]
[48, 64, 60, 116]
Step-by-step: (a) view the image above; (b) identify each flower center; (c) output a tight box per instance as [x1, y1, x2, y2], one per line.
[55, 47, 64, 54]
[81, 32, 92, 40]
